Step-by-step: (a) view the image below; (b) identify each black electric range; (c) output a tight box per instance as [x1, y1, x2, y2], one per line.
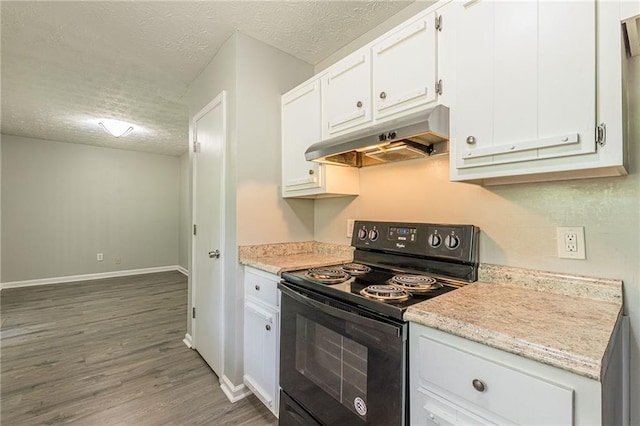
[278, 221, 480, 426]
[281, 220, 480, 321]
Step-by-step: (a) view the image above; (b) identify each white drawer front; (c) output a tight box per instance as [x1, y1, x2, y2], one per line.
[417, 335, 574, 425]
[244, 268, 279, 308]
[416, 388, 503, 426]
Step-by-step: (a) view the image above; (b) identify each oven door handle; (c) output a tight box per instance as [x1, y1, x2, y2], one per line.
[280, 284, 403, 338]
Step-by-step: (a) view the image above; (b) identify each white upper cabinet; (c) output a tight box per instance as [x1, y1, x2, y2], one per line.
[320, 7, 442, 140]
[372, 12, 439, 120]
[281, 77, 360, 199]
[453, 0, 596, 174]
[281, 79, 322, 192]
[321, 48, 372, 138]
[451, 0, 627, 183]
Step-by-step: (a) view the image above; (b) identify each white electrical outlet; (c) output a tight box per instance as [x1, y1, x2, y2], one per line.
[347, 219, 355, 238]
[556, 227, 586, 259]
[115, 256, 121, 265]
[97, 253, 104, 261]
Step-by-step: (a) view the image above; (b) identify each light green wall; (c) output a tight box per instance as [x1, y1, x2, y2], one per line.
[1, 135, 181, 282]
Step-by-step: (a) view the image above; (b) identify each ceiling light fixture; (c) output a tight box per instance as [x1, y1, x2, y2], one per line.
[98, 119, 134, 138]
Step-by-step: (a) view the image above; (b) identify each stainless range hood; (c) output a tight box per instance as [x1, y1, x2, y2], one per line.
[305, 105, 449, 167]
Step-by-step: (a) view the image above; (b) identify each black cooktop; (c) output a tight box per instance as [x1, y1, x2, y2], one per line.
[280, 220, 479, 321]
[281, 265, 461, 321]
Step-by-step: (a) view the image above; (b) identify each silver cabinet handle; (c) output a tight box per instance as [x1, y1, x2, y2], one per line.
[265, 324, 271, 331]
[466, 136, 476, 145]
[472, 379, 486, 392]
[356, 101, 363, 108]
[208, 249, 220, 259]
[308, 169, 314, 175]
[255, 284, 260, 291]
[379, 91, 387, 99]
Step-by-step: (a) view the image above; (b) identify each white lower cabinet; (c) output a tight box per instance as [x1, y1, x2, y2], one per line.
[243, 267, 280, 416]
[410, 323, 624, 425]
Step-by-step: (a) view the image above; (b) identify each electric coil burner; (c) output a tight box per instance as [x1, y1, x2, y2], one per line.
[341, 263, 372, 275]
[388, 274, 442, 293]
[305, 266, 350, 284]
[360, 284, 411, 302]
[278, 221, 480, 426]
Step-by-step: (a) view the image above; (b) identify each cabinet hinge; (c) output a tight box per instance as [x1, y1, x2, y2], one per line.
[596, 123, 606, 148]
[436, 79, 443, 96]
[193, 142, 201, 153]
[192, 307, 196, 319]
[193, 224, 197, 236]
[435, 14, 443, 31]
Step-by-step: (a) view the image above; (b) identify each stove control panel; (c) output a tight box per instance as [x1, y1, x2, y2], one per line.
[352, 221, 479, 264]
[388, 226, 417, 243]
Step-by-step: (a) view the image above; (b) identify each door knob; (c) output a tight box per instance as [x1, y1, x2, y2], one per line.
[208, 250, 220, 259]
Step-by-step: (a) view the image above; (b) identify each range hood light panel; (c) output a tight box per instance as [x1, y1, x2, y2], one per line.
[305, 105, 450, 168]
[357, 142, 388, 152]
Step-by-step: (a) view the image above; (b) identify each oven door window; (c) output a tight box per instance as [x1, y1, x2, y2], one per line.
[280, 285, 406, 426]
[295, 315, 368, 419]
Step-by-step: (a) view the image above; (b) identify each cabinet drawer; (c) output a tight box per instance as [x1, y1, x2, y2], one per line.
[244, 267, 279, 308]
[417, 335, 573, 425]
[416, 388, 500, 426]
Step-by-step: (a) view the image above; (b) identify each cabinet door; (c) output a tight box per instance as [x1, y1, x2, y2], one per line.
[452, 0, 494, 170]
[244, 300, 278, 413]
[322, 48, 372, 137]
[453, 0, 596, 178]
[536, 0, 595, 159]
[373, 12, 438, 120]
[281, 79, 321, 192]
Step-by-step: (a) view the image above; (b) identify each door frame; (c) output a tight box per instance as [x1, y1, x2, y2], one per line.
[190, 90, 227, 378]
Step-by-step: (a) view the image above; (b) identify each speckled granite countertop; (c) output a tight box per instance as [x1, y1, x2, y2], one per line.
[239, 241, 353, 275]
[405, 265, 623, 381]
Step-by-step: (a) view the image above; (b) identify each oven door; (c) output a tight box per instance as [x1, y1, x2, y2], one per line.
[279, 282, 407, 426]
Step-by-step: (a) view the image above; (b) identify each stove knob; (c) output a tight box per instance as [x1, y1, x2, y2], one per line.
[368, 229, 379, 241]
[428, 233, 442, 248]
[357, 228, 367, 240]
[444, 235, 460, 250]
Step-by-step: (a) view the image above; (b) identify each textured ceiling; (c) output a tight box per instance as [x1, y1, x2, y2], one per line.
[1, 1, 414, 156]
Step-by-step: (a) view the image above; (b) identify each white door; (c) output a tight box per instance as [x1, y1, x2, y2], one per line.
[192, 92, 226, 376]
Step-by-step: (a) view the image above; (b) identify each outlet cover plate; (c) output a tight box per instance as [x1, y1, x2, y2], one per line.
[556, 227, 586, 259]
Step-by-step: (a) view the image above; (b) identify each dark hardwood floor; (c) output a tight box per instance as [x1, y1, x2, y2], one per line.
[1, 271, 277, 425]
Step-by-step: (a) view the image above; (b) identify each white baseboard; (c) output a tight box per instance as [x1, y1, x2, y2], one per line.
[183, 333, 193, 349]
[220, 374, 252, 403]
[1, 265, 187, 289]
[176, 265, 189, 277]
